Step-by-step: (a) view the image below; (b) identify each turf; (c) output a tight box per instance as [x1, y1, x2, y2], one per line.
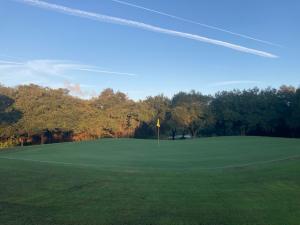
[0, 136, 299, 225]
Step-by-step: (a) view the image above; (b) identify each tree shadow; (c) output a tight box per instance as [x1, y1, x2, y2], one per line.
[0, 94, 22, 125]
[134, 121, 155, 139]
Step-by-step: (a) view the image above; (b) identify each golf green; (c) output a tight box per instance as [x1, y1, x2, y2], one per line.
[0, 137, 299, 225]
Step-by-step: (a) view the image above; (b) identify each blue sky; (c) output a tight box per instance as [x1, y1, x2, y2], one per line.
[1, 0, 300, 99]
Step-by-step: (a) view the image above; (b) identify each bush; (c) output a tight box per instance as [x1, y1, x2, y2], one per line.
[0, 139, 17, 149]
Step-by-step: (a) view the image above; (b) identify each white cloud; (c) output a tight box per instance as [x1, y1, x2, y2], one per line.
[17, 0, 278, 58]
[0, 59, 137, 91]
[0, 60, 23, 65]
[0, 59, 136, 78]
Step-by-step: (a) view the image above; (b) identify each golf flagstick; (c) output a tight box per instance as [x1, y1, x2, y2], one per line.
[157, 118, 160, 145]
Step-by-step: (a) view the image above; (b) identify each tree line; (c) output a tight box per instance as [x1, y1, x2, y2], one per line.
[0, 84, 299, 148]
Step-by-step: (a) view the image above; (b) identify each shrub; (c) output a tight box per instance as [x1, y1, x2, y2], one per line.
[0, 139, 17, 149]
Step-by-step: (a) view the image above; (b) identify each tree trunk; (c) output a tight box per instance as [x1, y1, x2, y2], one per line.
[171, 128, 176, 140]
[182, 130, 185, 139]
[41, 134, 44, 145]
[189, 127, 197, 138]
[191, 130, 195, 138]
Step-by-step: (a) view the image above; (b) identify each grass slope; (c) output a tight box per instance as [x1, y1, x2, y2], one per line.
[0, 137, 300, 225]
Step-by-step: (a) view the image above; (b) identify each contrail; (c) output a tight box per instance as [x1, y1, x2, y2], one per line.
[111, 0, 281, 47]
[77, 68, 137, 77]
[16, 0, 278, 58]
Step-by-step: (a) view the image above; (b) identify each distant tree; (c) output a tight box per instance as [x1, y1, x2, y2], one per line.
[1, 83, 299, 148]
[171, 91, 211, 138]
[92, 89, 140, 137]
[288, 88, 300, 137]
[141, 95, 171, 136]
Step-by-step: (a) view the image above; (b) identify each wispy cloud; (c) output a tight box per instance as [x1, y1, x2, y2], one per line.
[209, 80, 261, 87]
[0, 58, 137, 98]
[0, 59, 137, 78]
[111, 0, 281, 47]
[77, 68, 136, 77]
[0, 59, 70, 86]
[0, 58, 137, 91]
[16, 0, 278, 58]
[0, 60, 23, 65]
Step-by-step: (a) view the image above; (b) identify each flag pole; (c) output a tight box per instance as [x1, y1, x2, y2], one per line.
[157, 126, 160, 145]
[156, 118, 160, 145]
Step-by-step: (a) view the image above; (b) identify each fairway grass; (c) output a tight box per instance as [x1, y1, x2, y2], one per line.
[0, 137, 300, 225]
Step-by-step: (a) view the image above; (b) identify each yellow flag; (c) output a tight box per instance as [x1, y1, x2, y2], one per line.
[156, 118, 160, 128]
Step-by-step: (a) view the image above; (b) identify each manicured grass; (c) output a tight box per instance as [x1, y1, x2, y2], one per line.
[0, 137, 300, 225]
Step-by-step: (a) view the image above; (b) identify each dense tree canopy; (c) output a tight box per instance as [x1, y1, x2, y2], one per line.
[0, 84, 299, 147]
